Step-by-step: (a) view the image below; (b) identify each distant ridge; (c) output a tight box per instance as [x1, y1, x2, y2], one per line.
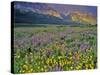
[13, 1, 97, 25]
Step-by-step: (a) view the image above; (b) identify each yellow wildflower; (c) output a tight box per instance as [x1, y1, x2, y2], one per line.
[23, 65, 28, 70]
[41, 68, 44, 71]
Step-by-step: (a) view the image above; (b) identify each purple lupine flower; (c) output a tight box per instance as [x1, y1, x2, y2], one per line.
[54, 65, 62, 71]
[80, 43, 90, 51]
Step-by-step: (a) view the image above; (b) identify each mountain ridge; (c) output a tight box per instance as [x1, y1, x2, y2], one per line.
[13, 1, 97, 25]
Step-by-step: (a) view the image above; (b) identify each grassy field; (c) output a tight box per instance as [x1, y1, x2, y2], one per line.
[13, 24, 97, 73]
